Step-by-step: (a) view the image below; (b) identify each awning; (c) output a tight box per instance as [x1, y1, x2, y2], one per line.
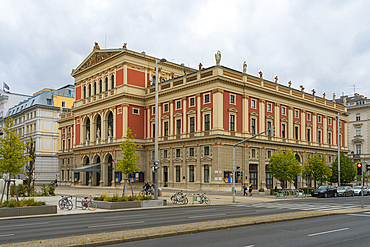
[73, 163, 101, 173]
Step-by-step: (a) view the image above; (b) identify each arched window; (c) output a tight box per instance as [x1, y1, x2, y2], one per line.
[88, 84, 91, 97]
[111, 75, 114, 89]
[99, 80, 102, 93]
[93, 81, 96, 95]
[83, 86, 86, 98]
[105, 77, 108, 91]
[108, 112, 113, 137]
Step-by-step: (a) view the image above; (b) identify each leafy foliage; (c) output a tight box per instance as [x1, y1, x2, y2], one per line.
[303, 154, 332, 187]
[93, 194, 152, 202]
[330, 152, 356, 184]
[0, 198, 45, 208]
[268, 148, 302, 183]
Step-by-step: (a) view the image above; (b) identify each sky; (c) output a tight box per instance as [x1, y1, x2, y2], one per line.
[1, 0, 370, 100]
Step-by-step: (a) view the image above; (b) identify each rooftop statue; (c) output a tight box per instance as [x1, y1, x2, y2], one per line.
[288, 81, 292, 87]
[243, 61, 247, 73]
[312, 89, 316, 95]
[198, 63, 203, 71]
[123, 43, 127, 49]
[275, 76, 278, 83]
[215, 50, 221, 65]
[93, 42, 100, 50]
[300, 85, 305, 92]
[332, 93, 336, 101]
[259, 71, 263, 79]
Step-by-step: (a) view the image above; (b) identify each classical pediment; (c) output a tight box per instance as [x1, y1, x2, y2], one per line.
[201, 106, 213, 112]
[174, 112, 183, 117]
[294, 120, 301, 125]
[150, 117, 155, 122]
[173, 157, 183, 163]
[250, 111, 259, 117]
[201, 156, 213, 161]
[228, 107, 238, 113]
[161, 158, 170, 163]
[266, 114, 274, 120]
[328, 127, 333, 131]
[161, 115, 170, 120]
[281, 117, 288, 122]
[187, 109, 197, 115]
[306, 123, 313, 127]
[186, 157, 197, 162]
[73, 50, 121, 75]
[318, 125, 323, 129]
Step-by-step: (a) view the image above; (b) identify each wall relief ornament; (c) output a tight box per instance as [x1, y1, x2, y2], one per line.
[76, 52, 119, 74]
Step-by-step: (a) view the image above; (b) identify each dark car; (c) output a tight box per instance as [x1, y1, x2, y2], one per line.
[336, 186, 354, 197]
[311, 185, 337, 198]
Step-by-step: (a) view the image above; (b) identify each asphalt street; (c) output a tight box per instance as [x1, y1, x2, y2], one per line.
[108, 213, 370, 247]
[0, 196, 369, 245]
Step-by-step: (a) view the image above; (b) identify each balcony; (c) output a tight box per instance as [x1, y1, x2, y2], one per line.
[353, 154, 361, 159]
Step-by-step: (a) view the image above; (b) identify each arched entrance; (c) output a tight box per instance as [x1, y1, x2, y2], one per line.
[83, 156, 90, 186]
[294, 154, 302, 189]
[106, 154, 113, 186]
[93, 155, 101, 186]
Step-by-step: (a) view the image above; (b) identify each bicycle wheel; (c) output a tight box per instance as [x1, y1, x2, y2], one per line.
[171, 195, 177, 204]
[182, 197, 188, 205]
[204, 197, 211, 205]
[67, 200, 73, 210]
[58, 199, 64, 210]
[88, 201, 97, 211]
[138, 191, 145, 197]
[82, 200, 88, 210]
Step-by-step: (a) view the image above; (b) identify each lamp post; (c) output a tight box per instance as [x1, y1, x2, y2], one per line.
[154, 58, 166, 200]
[337, 112, 347, 187]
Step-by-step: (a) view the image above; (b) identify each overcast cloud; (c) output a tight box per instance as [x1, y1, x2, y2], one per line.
[1, 0, 370, 100]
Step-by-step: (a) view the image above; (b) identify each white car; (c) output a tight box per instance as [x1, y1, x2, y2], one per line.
[353, 186, 367, 196]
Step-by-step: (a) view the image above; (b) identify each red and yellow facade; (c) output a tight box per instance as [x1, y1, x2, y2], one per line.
[58, 44, 348, 190]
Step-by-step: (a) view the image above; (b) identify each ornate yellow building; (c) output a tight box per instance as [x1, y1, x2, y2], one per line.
[58, 43, 348, 190]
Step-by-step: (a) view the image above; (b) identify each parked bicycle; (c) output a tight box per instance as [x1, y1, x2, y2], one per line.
[170, 191, 188, 204]
[58, 196, 73, 210]
[274, 191, 287, 198]
[82, 195, 97, 210]
[294, 189, 306, 198]
[194, 193, 211, 205]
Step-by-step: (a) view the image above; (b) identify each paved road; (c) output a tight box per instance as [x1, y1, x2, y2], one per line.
[108, 212, 370, 247]
[0, 196, 369, 245]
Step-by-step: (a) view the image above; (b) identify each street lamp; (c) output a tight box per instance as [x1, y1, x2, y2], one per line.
[154, 58, 166, 200]
[337, 112, 347, 187]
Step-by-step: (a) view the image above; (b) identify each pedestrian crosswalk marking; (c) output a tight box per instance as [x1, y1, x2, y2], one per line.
[230, 202, 359, 211]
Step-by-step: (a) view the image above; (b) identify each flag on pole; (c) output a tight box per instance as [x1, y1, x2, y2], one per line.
[3, 82, 10, 91]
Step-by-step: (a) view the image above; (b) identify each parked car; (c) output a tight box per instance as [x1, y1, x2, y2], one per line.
[336, 186, 354, 197]
[311, 185, 337, 198]
[353, 186, 367, 196]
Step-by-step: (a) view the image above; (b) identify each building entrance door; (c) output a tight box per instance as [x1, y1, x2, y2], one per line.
[163, 166, 168, 187]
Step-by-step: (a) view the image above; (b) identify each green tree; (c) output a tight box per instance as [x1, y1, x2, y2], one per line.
[303, 154, 332, 188]
[24, 137, 36, 196]
[268, 148, 302, 184]
[116, 128, 142, 197]
[330, 152, 356, 185]
[0, 117, 32, 201]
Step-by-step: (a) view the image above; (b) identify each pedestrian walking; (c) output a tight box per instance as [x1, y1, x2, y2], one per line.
[248, 183, 253, 196]
[243, 184, 248, 196]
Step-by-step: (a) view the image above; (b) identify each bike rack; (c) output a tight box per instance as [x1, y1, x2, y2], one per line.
[75, 197, 85, 209]
[191, 193, 203, 204]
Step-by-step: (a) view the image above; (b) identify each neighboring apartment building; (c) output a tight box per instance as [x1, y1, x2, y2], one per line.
[338, 94, 370, 169]
[5, 85, 74, 184]
[58, 43, 347, 190]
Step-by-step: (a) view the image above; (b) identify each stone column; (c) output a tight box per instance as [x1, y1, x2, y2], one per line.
[102, 113, 107, 143]
[91, 118, 96, 144]
[288, 106, 294, 139]
[169, 100, 174, 136]
[212, 89, 224, 131]
[242, 94, 249, 133]
[182, 97, 187, 134]
[122, 104, 129, 137]
[301, 110, 306, 141]
[275, 103, 280, 137]
[312, 113, 317, 143]
[259, 147, 266, 190]
[146, 106, 150, 139]
[259, 99, 265, 132]
[196, 94, 201, 132]
[123, 64, 128, 84]
[323, 116, 328, 144]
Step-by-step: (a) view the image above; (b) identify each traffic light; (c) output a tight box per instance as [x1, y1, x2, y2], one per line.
[273, 126, 275, 136]
[367, 164, 370, 172]
[357, 163, 362, 175]
[236, 166, 240, 170]
[153, 161, 159, 171]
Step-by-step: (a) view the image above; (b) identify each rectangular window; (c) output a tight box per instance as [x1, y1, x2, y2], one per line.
[230, 94, 235, 104]
[62, 171, 64, 181]
[46, 99, 52, 105]
[67, 170, 70, 181]
[356, 127, 361, 136]
[356, 144, 361, 154]
[164, 104, 169, 112]
[266, 165, 272, 189]
[295, 110, 299, 118]
[133, 108, 139, 115]
[204, 114, 210, 131]
[267, 150, 272, 158]
[318, 130, 322, 143]
[164, 150, 168, 158]
[189, 147, 194, 157]
[152, 124, 155, 137]
[249, 164, 258, 189]
[251, 118, 256, 134]
[318, 115, 322, 123]
[307, 113, 311, 121]
[68, 139, 71, 149]
[251, 99, 256, 108]
[328, 132, 332, 145]
[204, 165, 209, 183]
[176, 149, 181, 157]
[62, 101, 65, 107]
[164, 122, 169, 136]
[62, 140, 65, 150]
[176, 119, 181, 135]
[152, 151, 155, 159]
[189, 97, 195, 107]
[204, 146, 210, 156]
[328, 118, 331, 125]
[295, 126, 299, 140]
[356, 114, 360, 121]
[282, 107, 286, 115]
[307, 129, 311, 142]
[251, 149, 256, 158]
[204, 94, 210, 103]
[176, 100, 181, 109]
[230, 115, 235, 131]
[282, 124, 286, 138]
[267, 103, 271, 112]
[189, 165, 194, 182]
[190, 117, 195, 133]
[176, 166, 180, 182]
[152, 106, 155, 115]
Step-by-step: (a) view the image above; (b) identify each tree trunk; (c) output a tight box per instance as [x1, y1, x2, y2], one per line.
[6, 180, 10, 201]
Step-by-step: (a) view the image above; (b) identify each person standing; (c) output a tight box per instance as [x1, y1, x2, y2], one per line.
[248, 183, 253, 196]
[243, 184, 248, 196]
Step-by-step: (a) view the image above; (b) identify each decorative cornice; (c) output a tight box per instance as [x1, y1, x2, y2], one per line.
[122, 103, 129, 107]
[173, 112, 183, 117]
[266, 114, 274, 120]
[275, 103, 280, 107]
[161, 115, 170, 120]
[201, 106, 213, 112]
[288, 106, 294, 110]
[318, 125, 323, 129]
[281, 117, 288, 122]
[250, 111, 259, 117]
[242, 94, 249, 99]
[228, 107, 239, 113]
[195, 93, 201, 97]
[212, 88, 224, 94]
[302, 109, 306, 113]
[260, 99, 265, 104]
[187, 109, 197, 115]
[294, 120, 301, 125]
[306, 123, 313, 127]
